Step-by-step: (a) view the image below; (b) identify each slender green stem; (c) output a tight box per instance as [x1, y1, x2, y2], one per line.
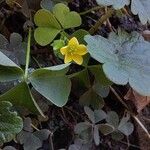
[24, 28, 32, 80]
[80, 6, 102, 15]
[89, 9, 114, 35]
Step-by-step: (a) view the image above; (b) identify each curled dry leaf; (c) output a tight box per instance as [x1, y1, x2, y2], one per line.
[124, 88, 150, 112]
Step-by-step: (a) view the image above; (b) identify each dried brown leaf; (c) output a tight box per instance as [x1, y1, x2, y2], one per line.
[124, 89, 150, 112]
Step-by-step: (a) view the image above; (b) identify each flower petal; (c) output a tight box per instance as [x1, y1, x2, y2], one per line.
[72, 54, 83, 65]
[68, 37, 79, 46]
[76, 44, 87, 55]
[64, 53, 72, 64]
[60, 46, 68, 55]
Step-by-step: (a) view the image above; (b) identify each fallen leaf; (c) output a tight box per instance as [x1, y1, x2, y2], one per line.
[124, 89, 150, 112]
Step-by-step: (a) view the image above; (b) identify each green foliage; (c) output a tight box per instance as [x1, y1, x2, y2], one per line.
[29, 64, 71, 107]
[0, 33, 26, 65]
[17, 118, 50, 150]
[75, 107, 134, 145]
[85, 29, 150, 96]
[0, 82, 44, 116]
[0, 51, 24, 82]
[34, 3, 81, 46]
[0, 50, 71, 115]
[0, 101, 23, 144]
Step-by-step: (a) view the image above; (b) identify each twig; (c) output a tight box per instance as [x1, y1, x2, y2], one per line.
[119, 141, 140, 149]
[80, 6, 102, 15]
[89, 9, 115, 34]
[49, 132, 54, 150]
[133, 115, 150, 139]
[31, 123, 40, 131]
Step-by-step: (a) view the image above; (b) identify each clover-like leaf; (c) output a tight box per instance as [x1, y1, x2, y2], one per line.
[17, 129, 50, 150]
[34, 9, 61, 46]
[84, 106, 95, 123]
[0, 101, 23, 144]
[118, 116, 134, 136]
[85, 30, 150, 96]
[131, 0, 150, 24]
[79, 88, 105, 109]
[99, 123, 115, 135]
[0, 51, 24, 82]
[29, 64, 71, 107]
[0, 82, 44, 116]
[96, 0, 130, 9]
[0, 33, 26, 65]
[53, 3, 82, 29]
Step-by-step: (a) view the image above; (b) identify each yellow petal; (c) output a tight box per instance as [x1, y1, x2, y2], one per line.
[68, 37, 79, 46]
[76, 44, 87, 55]
[64, 53, 72, 64]
[60, 46, 68, 55]
[72, 54, 83, 65]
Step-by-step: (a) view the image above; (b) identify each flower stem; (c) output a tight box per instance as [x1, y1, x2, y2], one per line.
[24, 27, 31, 80]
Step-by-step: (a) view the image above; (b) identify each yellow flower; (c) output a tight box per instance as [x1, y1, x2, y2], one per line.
[60, 37, 87, 65]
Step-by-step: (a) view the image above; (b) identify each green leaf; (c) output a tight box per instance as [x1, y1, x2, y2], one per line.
[0, 101, 23, 144]
[85, 30, 150, 96]
[98, 123, 115, 135]
[118, 116, 134, 136]
[106, 111, 119, 128]
[70, 69, 91, 88]
[93, 125, 100, 146]
[53, 3, 82, 29]
[0, 82, 44, 116]
[94, 109, 107, 123]
[34, 9, 61, 46]
[84, 106, 95, 123]
[0, 51, 24, 82]
[74, 122, 91, 135]
[29, 64, 71, 107]
[92, 80, 110, 98]
[96, 0, 130, 9]
[79, 89, 105, 109]
[17, 129, 50, 150]
[131, 0, 150, 24]
[111, 131, 124, 141]
[88, 65, 112, 86]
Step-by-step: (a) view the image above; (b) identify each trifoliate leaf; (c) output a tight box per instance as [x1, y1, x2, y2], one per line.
[34, 9, 61, 46]
[17, 129, 50, 150]
[131, 0, 150, 24]
[85, 30, 150, 96]
[96, 0, 130, 9]
[29, 64, 71, 107]
[53, 3, 81, 29]
[0, 101, 23, 144]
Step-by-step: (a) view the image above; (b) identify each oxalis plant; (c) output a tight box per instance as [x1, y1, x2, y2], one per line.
[0, 0, 150, 147]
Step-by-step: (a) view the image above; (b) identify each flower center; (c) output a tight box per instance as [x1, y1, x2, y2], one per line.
[68, 45, 77, 53]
